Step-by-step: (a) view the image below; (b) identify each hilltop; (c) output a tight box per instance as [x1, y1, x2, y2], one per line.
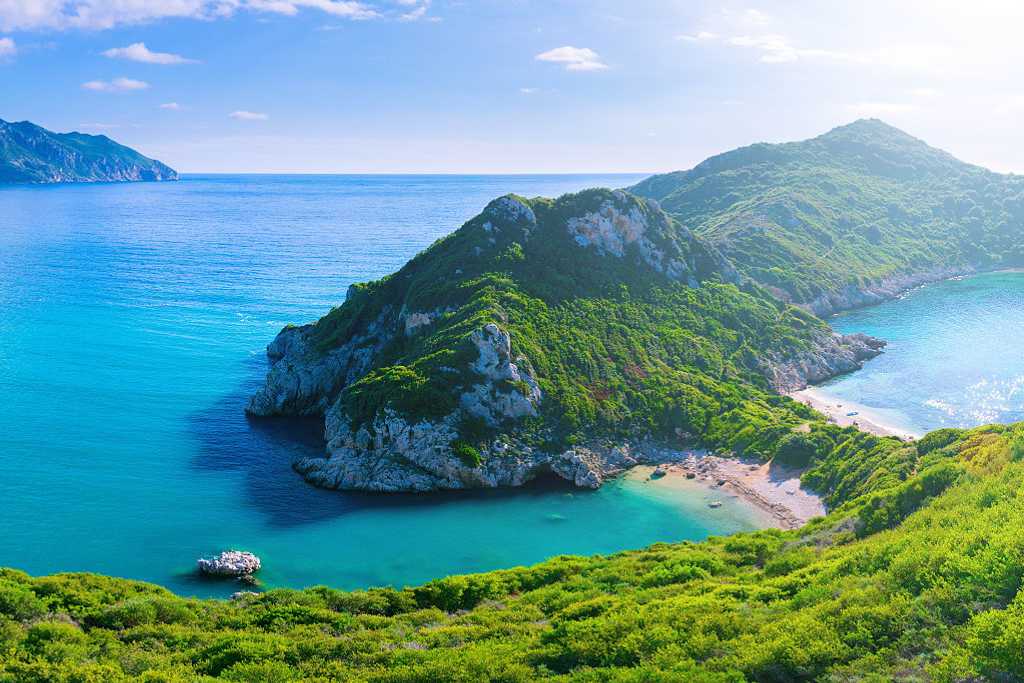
[0, 119, 177, 183]
[632, 119, 1024, 314]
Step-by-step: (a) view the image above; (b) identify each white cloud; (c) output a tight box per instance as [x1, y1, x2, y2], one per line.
[0, 0, 381, 31]
[81, 77, 149, 92]
[726, 34, 867, 64]
[519, 87, 538, 94]
[535, 46, 607, 72]
[398, 0, 433, 21]
[230, 110, 269, 120]
[677, 31, 717, 42]
[0, 36, 14, 59]
[246, 0, 377, 19]
[103, 42, 197, 64]
[160, 102, 182, 110]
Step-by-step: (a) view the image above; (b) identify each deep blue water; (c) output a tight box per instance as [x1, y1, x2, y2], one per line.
[827, 271, 1024, 435]
[0, 174, 765, 597]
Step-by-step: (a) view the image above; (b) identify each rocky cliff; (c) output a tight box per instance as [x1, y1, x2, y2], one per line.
[249, 187, 885, 492]
[0, 119, 177, 183]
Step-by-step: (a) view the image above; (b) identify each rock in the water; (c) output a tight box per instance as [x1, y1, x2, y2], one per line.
[197, 551, 261, 578]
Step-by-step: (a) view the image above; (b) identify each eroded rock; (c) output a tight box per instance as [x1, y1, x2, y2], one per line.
[197, 551, 261, 578]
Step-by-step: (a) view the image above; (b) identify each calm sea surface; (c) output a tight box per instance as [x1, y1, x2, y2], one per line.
[0, 174, 765, 597]
[827, 271, 1024, 434]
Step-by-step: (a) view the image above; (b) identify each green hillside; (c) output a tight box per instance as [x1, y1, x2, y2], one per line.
[632, 120, 1024, 313]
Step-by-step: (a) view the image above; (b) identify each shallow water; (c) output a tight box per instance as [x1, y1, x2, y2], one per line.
[824, 271, 1024, 435]
[0, 174, 765, 597]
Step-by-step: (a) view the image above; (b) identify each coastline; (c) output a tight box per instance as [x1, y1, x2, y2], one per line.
[632, 452, 826, 530]
[789, 386, 921, 440]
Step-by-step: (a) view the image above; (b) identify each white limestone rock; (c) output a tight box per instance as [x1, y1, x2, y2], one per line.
[197, 551, 261, 577]
[246, 310, 396, 417]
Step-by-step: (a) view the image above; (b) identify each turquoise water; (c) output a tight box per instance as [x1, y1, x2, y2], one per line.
[827, 271, 1024, 435]
[0, 174, 764, 598]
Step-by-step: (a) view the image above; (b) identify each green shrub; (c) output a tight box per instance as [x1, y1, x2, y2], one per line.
[451, 440, 482, 468]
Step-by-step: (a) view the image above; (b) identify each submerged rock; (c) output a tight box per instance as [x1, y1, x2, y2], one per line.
[197, 551, 261, 578]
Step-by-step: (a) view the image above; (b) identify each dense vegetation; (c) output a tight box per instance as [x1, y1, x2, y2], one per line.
[632, 119, 1024, 308]
[5, 423, 1024, 680]
[0, 119, 177, 183]
[310, 187, 834, 463]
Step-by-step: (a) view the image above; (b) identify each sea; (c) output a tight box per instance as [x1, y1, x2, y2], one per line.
[824, 271, 1024, 435]
[0, 174, 766, 598]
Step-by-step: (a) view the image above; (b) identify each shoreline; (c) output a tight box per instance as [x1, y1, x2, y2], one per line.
[789, 386, 921, 440]
[632, 452, 826, 530]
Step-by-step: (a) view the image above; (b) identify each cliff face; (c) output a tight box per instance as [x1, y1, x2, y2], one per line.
[0, 119, 177, 183]
[249, 188, 881, 492]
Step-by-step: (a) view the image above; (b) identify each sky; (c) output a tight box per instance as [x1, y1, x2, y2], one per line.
[2, 0, 1024, 174]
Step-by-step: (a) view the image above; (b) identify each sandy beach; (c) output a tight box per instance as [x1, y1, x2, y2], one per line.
[789, 387, 921, 440]
[634, 452, 826, 530]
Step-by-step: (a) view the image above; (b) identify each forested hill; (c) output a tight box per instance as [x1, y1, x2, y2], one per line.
[632, 119, 1024, 314]
[0, 119, 177, 183]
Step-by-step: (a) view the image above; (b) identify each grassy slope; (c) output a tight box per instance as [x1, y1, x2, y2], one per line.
[632, 119, 1024, 305]
[3, 424, 1024, 681]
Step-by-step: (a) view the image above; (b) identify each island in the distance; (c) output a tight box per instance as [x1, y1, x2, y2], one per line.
[247, 118, 1020, 495]
[0, 118, 177, 183]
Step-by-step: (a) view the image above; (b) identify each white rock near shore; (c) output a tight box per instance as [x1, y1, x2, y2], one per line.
[197, 551, 262, 577]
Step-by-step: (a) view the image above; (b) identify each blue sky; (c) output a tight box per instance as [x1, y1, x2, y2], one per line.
[2, 0, 1023, 173]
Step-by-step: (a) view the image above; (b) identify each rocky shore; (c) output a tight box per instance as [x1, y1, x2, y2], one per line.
[760, 329, 886, 393]
[643, 452, 826, 529]
[800, 265, 978, 317]
[248, 316, 886, 494]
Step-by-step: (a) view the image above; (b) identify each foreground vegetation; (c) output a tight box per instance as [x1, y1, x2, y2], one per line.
[5, 422, 1024, 680]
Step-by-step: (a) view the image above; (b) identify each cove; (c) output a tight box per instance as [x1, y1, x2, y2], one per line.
[0, 174, 767, 598]
[818, 271, 1024, 435]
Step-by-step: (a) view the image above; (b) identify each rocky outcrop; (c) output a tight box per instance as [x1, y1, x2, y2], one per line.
[293, 320, 548, 492]
[567, 191, 739, 286]
[761, 330, 886, 393]
[246, 310, 397, 417]
[802, 265, 977, 317]
[197, 551, 261, 578]
[296, 409, 694, 492]
[460, 323, 541, 425]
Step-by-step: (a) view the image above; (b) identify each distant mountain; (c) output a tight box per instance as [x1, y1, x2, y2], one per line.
[0, 119, 177, 183]
[632, 119, 1024, 314]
